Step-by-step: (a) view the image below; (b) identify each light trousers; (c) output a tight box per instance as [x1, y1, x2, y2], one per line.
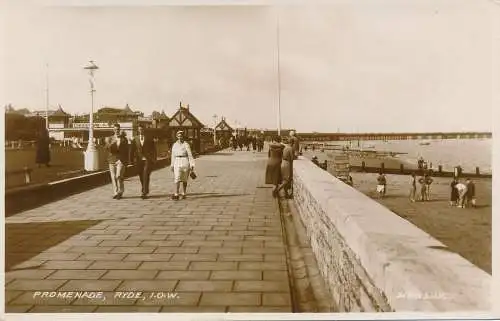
[109, 160, 125, 195]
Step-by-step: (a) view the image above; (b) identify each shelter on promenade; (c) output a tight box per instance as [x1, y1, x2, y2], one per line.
[215, 117, 233, 146]
[168, 102, 204, 154]
[47, 105, 71, 140]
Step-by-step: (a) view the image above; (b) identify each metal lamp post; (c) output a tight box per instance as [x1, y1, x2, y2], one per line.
[83, 60, 99, 171]
[276, 10, 282, 136]
[213, 114, 218, 146]
[45, 63, 50, 130]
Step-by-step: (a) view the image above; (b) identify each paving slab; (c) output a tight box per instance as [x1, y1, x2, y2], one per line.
[5, 149, 292, 313]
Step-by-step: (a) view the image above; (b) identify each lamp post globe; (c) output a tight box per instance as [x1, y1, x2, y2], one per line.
[83, 60, 100, 172]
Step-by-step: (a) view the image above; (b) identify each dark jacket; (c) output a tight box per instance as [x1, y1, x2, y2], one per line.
[466, 182, 475, 198]
[290, 136, 300, 158]
[131, 135, 157, 163]
[106, 135, 129, 164]
[35, 133, 51, 164]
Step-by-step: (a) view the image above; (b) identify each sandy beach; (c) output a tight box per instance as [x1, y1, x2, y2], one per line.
[351, 172, 491, 274]
[301, 150, 491, 274]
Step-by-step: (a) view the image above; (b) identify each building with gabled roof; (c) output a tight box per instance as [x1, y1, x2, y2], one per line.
[215, 116, 233, 132]
[214, 116, 234, 146]
[47, 105, 71, 140]
[168, 102, 205, 153]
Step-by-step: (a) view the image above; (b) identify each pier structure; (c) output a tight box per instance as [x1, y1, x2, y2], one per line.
[298, 131, 492, 142]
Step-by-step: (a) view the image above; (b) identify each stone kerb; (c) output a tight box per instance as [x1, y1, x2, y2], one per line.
[292, 156, 491, 312]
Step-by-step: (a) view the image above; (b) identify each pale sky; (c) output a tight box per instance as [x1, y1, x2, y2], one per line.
[1, 1, 496, 132]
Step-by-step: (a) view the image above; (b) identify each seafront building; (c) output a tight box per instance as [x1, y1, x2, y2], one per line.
[4, 102, 288, 154]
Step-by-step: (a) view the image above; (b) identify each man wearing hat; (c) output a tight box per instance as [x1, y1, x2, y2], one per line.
[170, 130, 195, 200]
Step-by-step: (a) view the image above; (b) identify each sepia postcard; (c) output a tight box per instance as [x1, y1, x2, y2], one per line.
[1, 0, 498, 320]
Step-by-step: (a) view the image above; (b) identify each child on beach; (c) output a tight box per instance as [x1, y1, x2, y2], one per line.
[424, 174, 433, 201]
[465, 178, 476, 208]
[376, 171, 386, 198]
[418, 176, 427, 201]
[409, 173, 417, 202]
[450, 178, 459, 206]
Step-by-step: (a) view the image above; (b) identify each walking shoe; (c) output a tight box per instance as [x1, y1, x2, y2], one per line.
[116, 194, 123, 200]
[181, 194, 186, 199]
[171, 194, 179, 200]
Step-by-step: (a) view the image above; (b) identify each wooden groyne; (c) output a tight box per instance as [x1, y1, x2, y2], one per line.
[348, 164, 491, 179]
[302, 150, 492, 179]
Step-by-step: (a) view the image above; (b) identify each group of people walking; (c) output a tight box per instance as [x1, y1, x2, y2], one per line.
[230, 134, 264, 152]
[105, 123, 158, 200]
[265, 131, 300, 198]
[103, 126, 308, 201]
[105, 123, 195, 200]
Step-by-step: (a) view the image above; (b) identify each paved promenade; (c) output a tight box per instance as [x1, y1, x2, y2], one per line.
[5, 150, 292, 313]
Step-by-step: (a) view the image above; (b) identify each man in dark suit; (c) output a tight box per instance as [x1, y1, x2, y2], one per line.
[131, 124, 157, 199]
[105, 123, 130, 199]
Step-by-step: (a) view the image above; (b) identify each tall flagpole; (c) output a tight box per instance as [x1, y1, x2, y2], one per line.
[276, 11, 282, 136]
[45, 63, 49, 129]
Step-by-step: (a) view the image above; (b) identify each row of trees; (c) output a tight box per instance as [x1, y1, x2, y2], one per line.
[5, 113, 47, 141]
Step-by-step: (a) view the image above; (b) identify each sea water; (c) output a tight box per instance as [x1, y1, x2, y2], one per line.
[330, 138, 492, 174]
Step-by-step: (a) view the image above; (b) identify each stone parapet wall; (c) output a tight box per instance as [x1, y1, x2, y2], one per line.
[292, 156, 490, 312]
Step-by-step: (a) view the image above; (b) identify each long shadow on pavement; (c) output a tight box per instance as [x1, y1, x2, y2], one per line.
[207, 152, 234, 156]
[121, 193, 250, 200]
[5, 220, 103, 272]
[186, 193, 251, 199]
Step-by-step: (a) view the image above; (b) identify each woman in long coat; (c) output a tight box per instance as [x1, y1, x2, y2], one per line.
[170, 130, 195, 200]
[35, 128, 51, 167]
[265, 136, 284, 197]
[277, 138, 294, 198]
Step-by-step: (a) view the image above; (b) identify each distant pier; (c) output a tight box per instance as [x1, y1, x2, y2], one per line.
[297, 131, 492, 142]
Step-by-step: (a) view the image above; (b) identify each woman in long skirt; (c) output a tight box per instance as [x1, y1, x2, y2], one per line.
[35, 128, 51, 167]
[277, 138, 294, 198]
[170, 131, 195, 200]
[265, 136, 284, 197]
